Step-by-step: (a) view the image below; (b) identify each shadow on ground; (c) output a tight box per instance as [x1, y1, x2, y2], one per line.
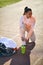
[0, 42, 35, 65]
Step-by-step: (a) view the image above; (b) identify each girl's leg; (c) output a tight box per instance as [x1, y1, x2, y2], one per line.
[26, 32, 29, 44]
[30, 31, 36, 42]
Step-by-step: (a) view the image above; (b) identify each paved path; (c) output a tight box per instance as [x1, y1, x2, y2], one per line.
[0, 0, 43, 65]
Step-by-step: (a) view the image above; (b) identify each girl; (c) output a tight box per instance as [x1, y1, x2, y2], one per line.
[20, 7, 36, 45]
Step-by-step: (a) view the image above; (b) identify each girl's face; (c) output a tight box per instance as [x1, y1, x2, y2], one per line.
[26, 11, 32, 18]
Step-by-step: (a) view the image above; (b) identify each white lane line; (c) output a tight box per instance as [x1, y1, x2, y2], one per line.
[0, 34, 19, 39]
[4, 59, 12, 65]
[33, 56, 43, 65]
[13, 34, 19, 39]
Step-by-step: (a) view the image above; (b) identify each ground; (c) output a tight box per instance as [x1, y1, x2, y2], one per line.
[0, 0, 43, 65]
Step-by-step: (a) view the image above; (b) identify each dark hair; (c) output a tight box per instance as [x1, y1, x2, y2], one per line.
[23, 6, 32, 15]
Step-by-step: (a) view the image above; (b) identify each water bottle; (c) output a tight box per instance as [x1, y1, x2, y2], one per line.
[21, 45, 26, 54]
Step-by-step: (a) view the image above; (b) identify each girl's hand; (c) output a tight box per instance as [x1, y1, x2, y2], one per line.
[24, 37, 29, 42]
[21, 37, 25, 41]
[21, 37, 29, 42]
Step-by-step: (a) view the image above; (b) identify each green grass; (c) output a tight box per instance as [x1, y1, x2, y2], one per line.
[0, 0, 21, 8]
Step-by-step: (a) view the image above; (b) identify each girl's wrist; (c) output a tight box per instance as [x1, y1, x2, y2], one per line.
[25, 37, 29, 41]
[26, 37, 29, 41]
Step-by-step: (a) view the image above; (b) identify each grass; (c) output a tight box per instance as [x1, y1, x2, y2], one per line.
[0, 0, 21, 8]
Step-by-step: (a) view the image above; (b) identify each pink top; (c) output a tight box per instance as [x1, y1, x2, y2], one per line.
[20, 15, 36, 39]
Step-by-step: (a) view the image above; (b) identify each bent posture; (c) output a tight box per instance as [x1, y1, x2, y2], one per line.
[20, 7, 36, 45]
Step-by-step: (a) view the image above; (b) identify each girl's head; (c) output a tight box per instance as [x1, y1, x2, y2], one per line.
[23, 7, 32, 18]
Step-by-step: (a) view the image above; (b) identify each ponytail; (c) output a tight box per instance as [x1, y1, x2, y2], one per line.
[23, 6, 32, 15]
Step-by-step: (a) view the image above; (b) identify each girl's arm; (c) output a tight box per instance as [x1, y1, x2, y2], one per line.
[26, 17, 36, 40]
[20, 16, 25, 40]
